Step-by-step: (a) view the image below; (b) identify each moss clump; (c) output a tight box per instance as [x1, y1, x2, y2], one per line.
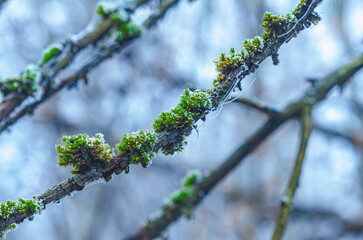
[0, 200, 16, 219]
[16, 198, 42, 217]
[0, 198, 42, 219]
[0, 223, 16, 238]
[116, 130, 156, 168]
[116, 22, 142, 41]
[0, 198, 42, 237]
[212, 48, 246, 87]
[96, 2, 142, 41]
[164, 170, 202, 217]
[39, 43, 63, 66]
[153, 89, 211, 133]
[261, 12, 296, 45]
[56, 133, 114, 175]
[243, 36, 263, 55]
[0, 65, 39, 97]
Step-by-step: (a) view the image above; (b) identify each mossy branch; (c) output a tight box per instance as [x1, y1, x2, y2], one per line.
[272, 104, 313, 240]
[2, 0, 351, 237]
[125, 54, 363, 240]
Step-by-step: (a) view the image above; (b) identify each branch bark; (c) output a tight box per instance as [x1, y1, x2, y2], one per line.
[272, 104, 313, 240]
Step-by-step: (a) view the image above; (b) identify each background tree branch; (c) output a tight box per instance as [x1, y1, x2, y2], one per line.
[272, 104, 313, 240]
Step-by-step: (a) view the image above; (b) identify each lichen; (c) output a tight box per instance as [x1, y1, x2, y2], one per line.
[56, 133, 114, 174]
[116, 130, 156, 168]
[39, 43, 63, 66]
[0, 65, 40, 97]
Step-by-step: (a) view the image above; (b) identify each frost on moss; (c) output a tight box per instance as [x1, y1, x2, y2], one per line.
[0, 223, 16, 239]
[39, 43, 63, 66]
[16, 198, 42, 217]
[164, 170, 202, 218]
[56, 133, 114, 175]
[0, 198, 42, 237]
[96, 1, 142, 41]
[0, 65, 40, 97]
[116, 130, 156, 168]
[261, 12, 296, 45]
[153, 89, 211, 133]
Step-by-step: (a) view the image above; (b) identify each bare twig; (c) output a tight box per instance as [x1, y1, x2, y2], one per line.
[125, 54, 363, 240]
[272, 104, 313, 240]
[234, 97, 281, 117]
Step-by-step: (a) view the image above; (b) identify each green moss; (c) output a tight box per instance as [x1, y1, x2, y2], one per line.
[261, 12, 296, 45]
[0, 198, 42, 237]
[183, 170, 200, 187]
[96, 2, 142, 42]
[243, 36, 263, 54]
[153, 89, 211, 133]
[164, 170, 202, 217]
[0, 198, 42, 219]
[39, 43, 63, 66]
[212, 47, 246, 87]
[56, 133, 114, 174]
[292, 0, 307, 15]
[16, 198, 42, 217]
[116, 22, 143, 41]
[0, 65, 39, 97]
[116, 130, 156, 167]
[0, 200, 16, 219]
[0, 223, 16, 238]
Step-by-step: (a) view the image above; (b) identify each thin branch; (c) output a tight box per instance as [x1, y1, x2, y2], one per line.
[125, 54, 363, 240]
[233, 97, 281, 117]
[272, 104, 313, 240]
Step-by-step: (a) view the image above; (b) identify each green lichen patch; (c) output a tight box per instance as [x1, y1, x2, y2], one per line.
[164, 170, 202, 217]
[39, 43, 63, 66]
[153, 89, 211, 133]
[56, 133, 114, 175]
[116, 130, 156, 168]
[0, 65, 40, 97]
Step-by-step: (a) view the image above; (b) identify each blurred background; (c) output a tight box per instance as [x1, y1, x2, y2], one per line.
[0, 0, 363, 239]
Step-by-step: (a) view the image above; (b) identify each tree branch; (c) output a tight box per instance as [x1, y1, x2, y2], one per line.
[272, 104, 313, 240]
[0, 0, 336, 236]
[125, 53, 363, 240]
[233, 97, 281, 117]
[0, 0, 157, 133]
